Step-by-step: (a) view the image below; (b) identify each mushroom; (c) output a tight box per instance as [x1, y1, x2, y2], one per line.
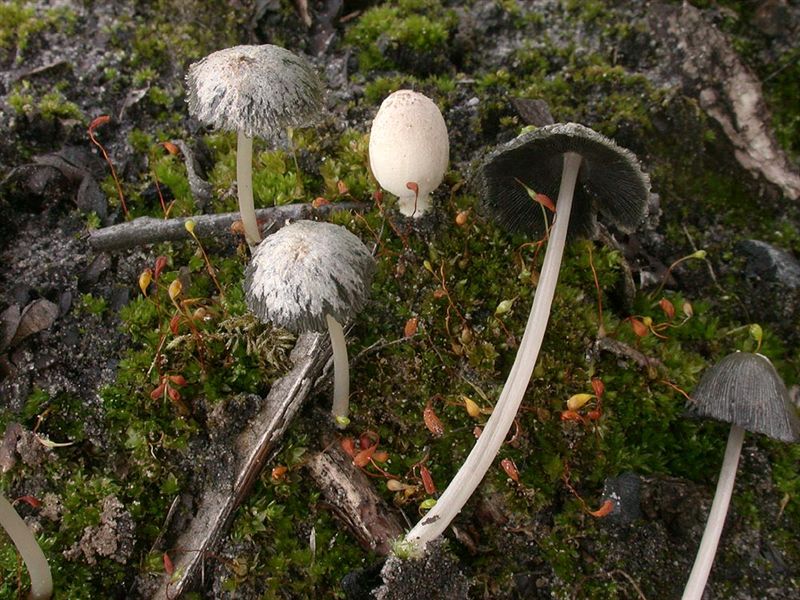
[244, 220, 375, 427]
[186, 45, 324, 247]
[404, 122, 649, 550]
[368, 90, 449, 218]
[0, 494, 52, 599]
[682, 351, 800, 600]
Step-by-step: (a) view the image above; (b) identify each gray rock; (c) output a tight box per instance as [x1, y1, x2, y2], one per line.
[374, 540, 468, 600]
[736, 239, 800, 290]
[601, 471, 643, 525]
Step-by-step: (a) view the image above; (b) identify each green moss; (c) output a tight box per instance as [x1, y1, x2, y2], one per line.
[0, 1, 46, 61]
[7, 80, 84, 122]
[344, 0, 457, 73]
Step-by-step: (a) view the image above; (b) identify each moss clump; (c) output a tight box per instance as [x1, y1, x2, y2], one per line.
[344, 0, 458, 74]
[7, 80, 83, 122]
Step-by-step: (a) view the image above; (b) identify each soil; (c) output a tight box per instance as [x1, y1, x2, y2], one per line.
[1, 1, 799, 599]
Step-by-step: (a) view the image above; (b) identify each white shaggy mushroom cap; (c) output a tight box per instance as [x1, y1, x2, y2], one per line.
[244, 220, 375, 333]
[186, 44, 323, 139]
[368, 90, 449, 216]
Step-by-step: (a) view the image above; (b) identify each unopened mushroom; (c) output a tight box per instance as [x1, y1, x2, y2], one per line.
[682, 352, 800, 600]
[186, 45, 324, 247]
[0, 494, 52, 599]
[368, 90, 449, 218]
[404, 123, 649, 550]
[244, 220, 374, 426]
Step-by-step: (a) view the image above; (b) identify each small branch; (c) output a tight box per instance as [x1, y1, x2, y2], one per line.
[306, 443, 404, 556]
[147, 332, 330, 599]
[88, 202, 367, 251]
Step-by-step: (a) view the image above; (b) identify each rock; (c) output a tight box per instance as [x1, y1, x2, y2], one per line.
[735, 239, 800, 290]
[10, 299, 59, 347]
[0, 305, 21, 352]
[341, 559, 386, 600]
[78, 253, 112, 291]
[729, 240, 800, 344]
[373, 540, 468, 600]
[510, 98, 554, 127]
[601, 471, 642, 525]
[1, 163, 70, 212]
[76, 175, 108, 219]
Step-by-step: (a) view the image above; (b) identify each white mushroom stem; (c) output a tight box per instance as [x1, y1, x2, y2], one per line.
[0, 494, 53, 600]
[326, 314, 351, 428]
[682, 424, 745, 600]
[236, 130, 261, 248]
[397, 194, 431, 218]
[405, 151, 583, 550]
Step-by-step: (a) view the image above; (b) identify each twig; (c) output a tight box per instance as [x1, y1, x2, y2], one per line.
[147, 332, 330, 599]
[306, 441, 404, 555]
[88, 201, 367, 251]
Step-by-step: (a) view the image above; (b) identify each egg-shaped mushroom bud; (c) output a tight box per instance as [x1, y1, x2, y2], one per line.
[404, 123, 649, 551]
[244, 220, 375, 427]
[682, 352, 800, 600]
[368, 90, 449, 218]
[186, 45, 324, 247]
[0, 494, 52, 599]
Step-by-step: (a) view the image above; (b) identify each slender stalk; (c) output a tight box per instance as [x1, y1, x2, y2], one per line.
[326, 314, 351, 428]
[682, 424, 745, 600]
[236, 130, 261, 248]
[0, 494, 53, 600]
[397, 194, 431, 218]
[405, 151, 583, 550]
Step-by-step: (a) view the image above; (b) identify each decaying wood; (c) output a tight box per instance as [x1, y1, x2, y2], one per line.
[648, 3, 800, 200]
[88, 201, 367, 251]
[148, 332, 329, 600]
[306, 443, 404, 556]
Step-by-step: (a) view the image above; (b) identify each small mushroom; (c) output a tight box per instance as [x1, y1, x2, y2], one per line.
[682, 352, 800, 600]
[0, 494, 52, 599]
[368, 90, 449, 218]
[404, 123, 649, 550]
[244, 220, 374, 427]
[186, 45, 324, 247]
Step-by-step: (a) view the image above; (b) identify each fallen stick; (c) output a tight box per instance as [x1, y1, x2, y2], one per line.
[306, 442, 404, 556]
[88, 201, 367, 251]
[147, 331, 329, 599]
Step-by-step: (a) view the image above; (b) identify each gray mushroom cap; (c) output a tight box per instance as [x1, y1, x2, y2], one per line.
[244, 220, 375, 333]
[186, 44, 324, 139]
[689, 352, 800, 443]
[476, 122, 650, 239]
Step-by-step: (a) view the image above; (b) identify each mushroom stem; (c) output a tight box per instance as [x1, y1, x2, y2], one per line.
[0, 494, 53, 600]
[236, 130, 261, 248]
[326, 314, 351, 428]
[405, 151, 582, 550]
[397, 194, 431, 218]
[682, 424, 745, 600]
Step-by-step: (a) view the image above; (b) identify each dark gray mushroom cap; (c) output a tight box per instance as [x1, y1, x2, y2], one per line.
[689, 352, 800, 443]
[476, 122, 650, 239]
[244, 220, 375, 333]
[186, 44, 323, 139]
